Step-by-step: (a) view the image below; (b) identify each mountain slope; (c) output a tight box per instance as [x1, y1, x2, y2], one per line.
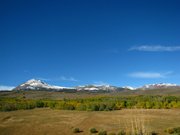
[12, 79, 180, 94]
[13, 79, 73, 91]
[76, 85, 119, 92]
[13, 79, 129, 92]
[138, 83, 179, 90]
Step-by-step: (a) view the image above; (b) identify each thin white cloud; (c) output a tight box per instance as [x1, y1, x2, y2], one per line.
[36, 77, 51, 81]
[129, 45, 180, 52]
[0, 85, 15, 91]
[93, 81, 109, 86]
[128, 71, 173, 79]
[36, 76, 78, 82]
[60, 76, 78, 82]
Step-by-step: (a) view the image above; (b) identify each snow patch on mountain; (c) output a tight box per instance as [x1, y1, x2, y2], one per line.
[14, 79, 72, 90]
[140, 83, 178, 90]
[122, 86, 136, 90]
[76, 84, 117, 91]
[10, 79, 180, 91]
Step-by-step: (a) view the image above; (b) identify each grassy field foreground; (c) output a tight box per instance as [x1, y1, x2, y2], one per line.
[0, 109, 180, 135]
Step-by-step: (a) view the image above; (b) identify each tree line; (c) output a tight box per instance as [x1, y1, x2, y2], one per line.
[0, 95, 180, 111]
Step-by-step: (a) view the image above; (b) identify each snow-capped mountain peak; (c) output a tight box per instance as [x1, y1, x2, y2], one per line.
[122, 86, 136, 90]
[76, 84, 117, 91]
[14, 79, 71, 91]
[12, 79, 180, 92]
[140, 83, 178, 90]
[20, 79, 47, 87]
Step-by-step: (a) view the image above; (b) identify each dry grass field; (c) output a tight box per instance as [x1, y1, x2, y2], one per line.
[0, 108, 180, 135]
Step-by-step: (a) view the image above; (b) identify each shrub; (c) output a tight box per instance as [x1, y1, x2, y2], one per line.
[1, 103, 17, 111]
[87, 103, 99, 111]
[98, 130, 107, 135]
[117, 130, 126, 135]
[90, 128, 98, 133]
[99, 104, 106, 111]
[165, 127, 176, 134]
[64, 104, 75, 110]
[73, 128, 80, 133]
[48, 101, 57, 108]
[35, 100, 44, 108]
[174, 127, 180, 134]
[165, 128, 174, 134]
[105, 103, 116, 111]
[76, 104, 86, 111]
[165, 127, 180, 134]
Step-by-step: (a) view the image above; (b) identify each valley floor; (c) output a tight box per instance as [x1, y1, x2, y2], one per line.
[0, 109, 180, 135]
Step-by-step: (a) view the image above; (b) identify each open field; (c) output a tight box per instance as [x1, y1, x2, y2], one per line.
[0, 108, 180, 135]
[0, 91, 180, 134]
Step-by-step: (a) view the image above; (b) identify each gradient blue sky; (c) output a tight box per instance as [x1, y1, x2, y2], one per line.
[1, 0, 180, 89]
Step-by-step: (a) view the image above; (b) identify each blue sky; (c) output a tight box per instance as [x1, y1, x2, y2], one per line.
[1, 0, 180, 89]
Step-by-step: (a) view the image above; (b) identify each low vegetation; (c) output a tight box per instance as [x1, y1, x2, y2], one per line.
[165, 127, 180, 134]
[90, 127, 98, 133]
[0, 95, 180, 111]
[73, 128, 81, 133]
[117, 130, 126, 135]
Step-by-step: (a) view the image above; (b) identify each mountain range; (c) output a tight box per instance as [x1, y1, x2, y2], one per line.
[12, 79, 180, 92]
